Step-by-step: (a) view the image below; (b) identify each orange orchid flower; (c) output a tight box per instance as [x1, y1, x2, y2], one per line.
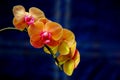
[28, 18, 63, 48]
[13, 5, 45, 30]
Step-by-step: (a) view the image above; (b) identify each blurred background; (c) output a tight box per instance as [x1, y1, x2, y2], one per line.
[0, 0, 120, 80]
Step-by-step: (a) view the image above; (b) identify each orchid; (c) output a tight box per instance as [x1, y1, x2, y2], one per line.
[13, 5, 45, 30]
[28, 18, 63, 48]
[0, 5, 80, 76]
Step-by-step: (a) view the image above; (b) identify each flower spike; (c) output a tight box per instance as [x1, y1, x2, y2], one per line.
[0, 5, 80, 76]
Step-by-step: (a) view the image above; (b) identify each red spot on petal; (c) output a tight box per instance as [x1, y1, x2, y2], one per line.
[24, 15, 34, 25]
[40, 31, 52, 44]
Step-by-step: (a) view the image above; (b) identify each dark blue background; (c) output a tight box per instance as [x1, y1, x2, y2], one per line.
[0, 0, 120, 80]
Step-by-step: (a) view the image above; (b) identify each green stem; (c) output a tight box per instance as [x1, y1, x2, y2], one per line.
[44, 45, 62, 70]
[0, 27, 27, 32]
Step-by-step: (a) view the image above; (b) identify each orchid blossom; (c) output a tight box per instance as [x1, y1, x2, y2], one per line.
[13, 5, 45, 30]
[28, 18, 63, 48]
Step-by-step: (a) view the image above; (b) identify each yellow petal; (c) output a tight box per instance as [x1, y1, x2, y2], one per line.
[44, 46, 58, 55]
[58, 41, 70, 55]
[72, 49, 80, 68]
[29, 7, 45, 21]
[28, 20, 44, 37]
[45, 22, 63, 41]
[63, 29, 75, 47]
[13, 5, 25, 21]
[13, 18, 27, 31]
[63, 60, 75, 76]
[57, 54, 71, 65]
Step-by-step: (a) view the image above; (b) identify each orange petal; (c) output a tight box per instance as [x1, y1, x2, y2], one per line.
[63, 29, 75, 47]
[44, 22, 63, 41]
[58, 41, 70, 55]
[30, 34, 41, 41]
[30, 38, 44, 48]
[28, 21, 44, 37]
[13, 5, 25, 21]
[63, 60, 75, 76]
[72, 49, 80, 68]
[39, 18, 51, 24]
[13, 18, 27, 31]
[29, 7, 45, 21]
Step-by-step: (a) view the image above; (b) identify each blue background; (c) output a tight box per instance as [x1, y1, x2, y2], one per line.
[0, 0, 120, 80]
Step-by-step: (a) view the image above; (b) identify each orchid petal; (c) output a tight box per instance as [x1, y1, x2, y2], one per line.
[30, 38, 44, 48]
[63, 60, 74, 76]
[63, 29, 75, 47]
[30, 34, 41, 41]
[70, 41, 77, 58]
[29, 7, 45, 21]
[57, 54, 71, 65]
[39, 18, 50, 24]
[13, 18, 27, 30]
[45, 22, 63, 41]
[58, 41, 69, 55]
[13, 5, 25, 21]
[47, 39, 60, 46]
[28, 21, 44, 37]
[72, 49, 80, 68]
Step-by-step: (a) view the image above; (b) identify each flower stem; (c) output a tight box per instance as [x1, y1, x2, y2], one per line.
[0, 27, 27, 32]
[44, 45, 62, 70]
